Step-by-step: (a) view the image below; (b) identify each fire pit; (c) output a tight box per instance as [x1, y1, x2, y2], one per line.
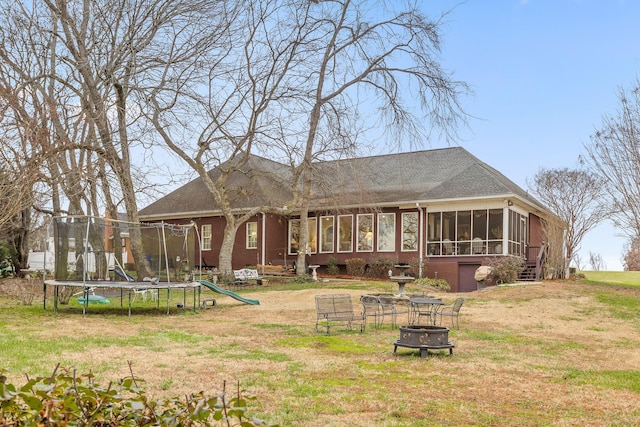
[393, 325, 454, 358]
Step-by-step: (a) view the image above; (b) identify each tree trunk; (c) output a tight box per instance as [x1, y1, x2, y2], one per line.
[11, 208, 31, 277]
[218, 218, 240, 277]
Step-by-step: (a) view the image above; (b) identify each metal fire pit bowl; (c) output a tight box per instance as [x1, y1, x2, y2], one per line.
[393, 325, 455, 358]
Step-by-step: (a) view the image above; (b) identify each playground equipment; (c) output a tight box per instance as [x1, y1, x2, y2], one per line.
[43, 215, 202, 315]
[197, 280, 260, 305]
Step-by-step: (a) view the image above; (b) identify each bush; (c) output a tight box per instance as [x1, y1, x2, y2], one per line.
[367, 257, 395, 278]
[345, 258, 366, 277]
[0, 364, 278, 426]
[488, 256, 524, 284]
[326, 256, 340, 275]
[413, 277, 451, 292]
[289, 275, 312, 284]
[409, 258, 427, 278]
[2, 278, 40, 305]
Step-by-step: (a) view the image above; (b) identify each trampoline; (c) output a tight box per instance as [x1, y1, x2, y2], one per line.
[43, 215, 203, 315]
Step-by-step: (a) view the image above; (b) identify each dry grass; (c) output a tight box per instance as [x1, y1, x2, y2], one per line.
[1, 278, 639, 426]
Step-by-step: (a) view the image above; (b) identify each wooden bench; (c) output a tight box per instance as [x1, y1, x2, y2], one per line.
[232, 268, 265, 286]
[315, 294, 363, 335]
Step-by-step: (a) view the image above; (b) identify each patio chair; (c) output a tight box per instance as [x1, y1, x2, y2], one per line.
[437, 297, 465, 329]
[442, 239, 454, 255]
[378, 295, 403, 328]
[360, 295, 382, 330]
[472, 237, 484, 254]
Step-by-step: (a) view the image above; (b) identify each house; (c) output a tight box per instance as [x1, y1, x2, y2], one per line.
[139, 147, 554, 292]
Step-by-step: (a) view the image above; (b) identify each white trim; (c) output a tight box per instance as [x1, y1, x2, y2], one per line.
[401, 211, 419, 252]
[377, 212, 396, 252]
[246, 221, 258, 249]
[201, 224, 212, 251]
[356, 213, 374, 252]
[337, 215, 353, 253]
[319, 216, 335, 253]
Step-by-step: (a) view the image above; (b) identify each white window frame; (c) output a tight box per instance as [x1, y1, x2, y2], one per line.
[401, 212, 419, 252]
[201, 224, 212, 251]
[338, 215, 353, 253]
[377, 213, 396, 252]
[246, 222, 258, 249]
[288, 218, 318, 255]
[319, 216, 335, 253]
[357, 213, 374, 252]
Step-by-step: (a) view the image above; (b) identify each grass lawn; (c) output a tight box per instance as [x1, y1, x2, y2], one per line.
[1, 276, 640, 426]
[581, 270, 640, 287]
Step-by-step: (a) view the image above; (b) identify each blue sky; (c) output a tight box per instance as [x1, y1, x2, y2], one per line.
[411, 0, 640, 270]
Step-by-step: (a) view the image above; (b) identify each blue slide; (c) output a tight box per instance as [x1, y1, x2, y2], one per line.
[197, 280, 260, 305]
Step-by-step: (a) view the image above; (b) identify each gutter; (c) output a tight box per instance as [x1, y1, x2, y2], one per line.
[416, 203, 424, 278]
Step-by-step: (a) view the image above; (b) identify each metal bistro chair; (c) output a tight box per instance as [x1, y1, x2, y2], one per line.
[360, 295, 383, 330]
[377, 295, 402, 328]
[410, 297, 441, 325]
[437, 297, 465, 329]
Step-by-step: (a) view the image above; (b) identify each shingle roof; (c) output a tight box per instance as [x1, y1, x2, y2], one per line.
[139, 147, 547, 218]
[139, 155, 293, 218]
[311, 147, 544, 208]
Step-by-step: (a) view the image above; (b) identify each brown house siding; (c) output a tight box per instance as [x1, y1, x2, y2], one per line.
[185, 207, 545, 292]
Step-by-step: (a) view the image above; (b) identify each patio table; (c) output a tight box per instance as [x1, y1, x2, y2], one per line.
[409, 297, 444, 325]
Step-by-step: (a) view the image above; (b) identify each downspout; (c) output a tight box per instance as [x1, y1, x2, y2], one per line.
[502, 206, 509, 255]
[261, 212, 266, 275]
[416, 203, 424, 278]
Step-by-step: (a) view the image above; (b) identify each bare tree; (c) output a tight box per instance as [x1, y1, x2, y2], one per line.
[540, 215, 565, 279]
[588, 251, 605, 271]
[622, 236, 640, 271]
[269, 0, 469, 274]
[585, 79, 640, 239]
[145, 0, 468, 275]
[528, 167, 608, 278]
[0, 0, 229, 279]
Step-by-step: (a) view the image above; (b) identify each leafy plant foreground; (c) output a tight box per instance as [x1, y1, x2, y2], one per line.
[1, 278, 639, 426]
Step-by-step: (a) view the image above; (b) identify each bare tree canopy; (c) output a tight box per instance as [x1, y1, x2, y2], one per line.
[0, 0, 469, 276]
[143, 0, 469, 274]
[585, 79, 640, 240]
[528, 167, 608, 273]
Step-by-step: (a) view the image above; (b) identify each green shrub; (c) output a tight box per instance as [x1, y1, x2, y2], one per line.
[0, 364, 278, 426]
[413, 277, 451, 292]
[488, 256, 524, 284]
[289, 275, 312, 284]
[326, 256, 340, 275]
[345, 258, 366, 277]
[367, 257, 395, 278]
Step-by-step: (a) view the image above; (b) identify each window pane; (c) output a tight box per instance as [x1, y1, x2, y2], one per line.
[289, 220, 300, 254]
[402, 212, 418, 251]
[246, 222, 257, 249]
[471, 210, 487, 254]
[289, 218, 317, 254]
[320, 216, 334, 253]
[201, 224, 212, 251]
[442, 212, 456, 254]
[338, 215, 353, 252]
[457, 211, 471, 241]
[442, 212, 456, 240]
[307, 218, 317, 253]
[472, 210, 487, 240]
[377, 213, 395, 252]
[357, 214, 373, 252]
[427, 212, 441, 241]
[489, 209, 503, 239]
